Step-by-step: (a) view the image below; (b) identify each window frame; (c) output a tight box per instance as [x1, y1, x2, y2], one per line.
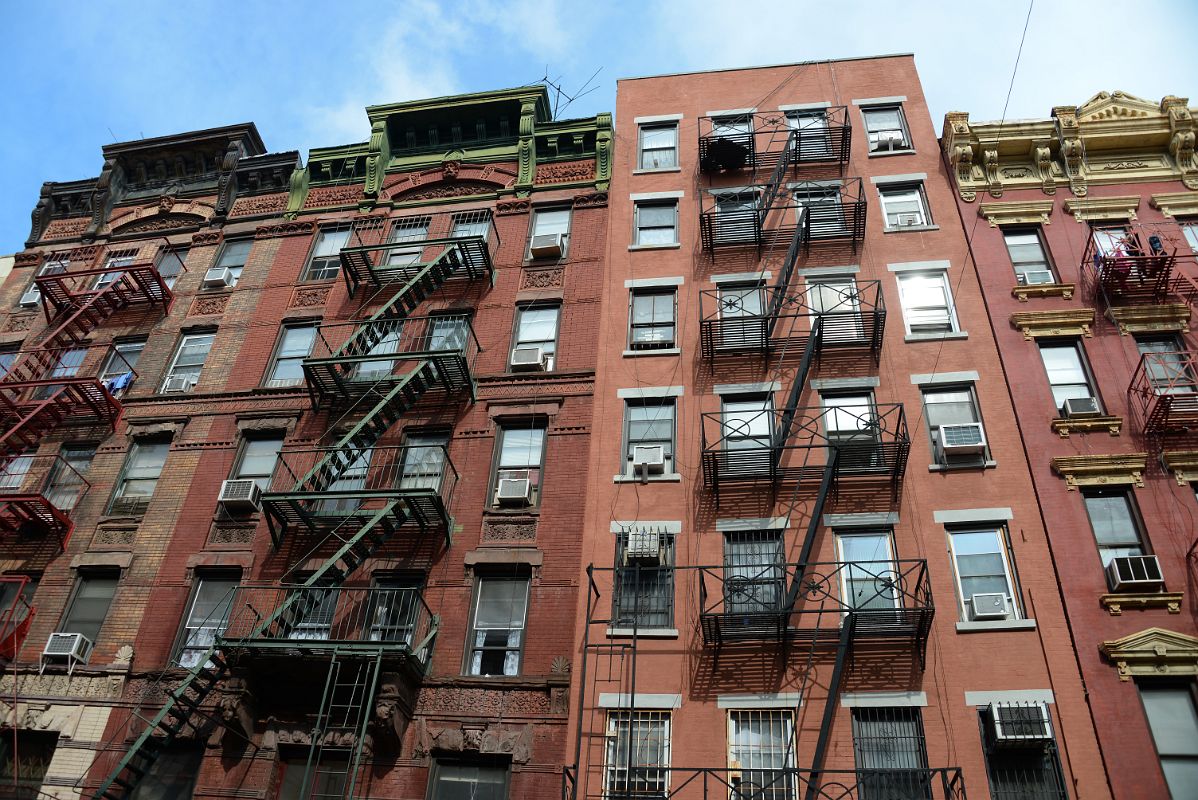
[861, 104, 913, 153]
[633, 200, 679, 246]
[1180, 219, 1198, 254]
[726, 708, 797, 792]
[263, 322, 319, 388]
[511, 303, 561, 370]
[464, 574, 530, 677]
[527, 206, 572, 260]
[18, 254, 71, 308]
[209, 238, 253, 288]
[58, 569, 119, 645]
[627, 288, 677, 350]
[489, 422, 548, 508]
[100, 338, 145, 395]
[171, 572, 239, 669]
[879, 182, 932, 229]
[1003, 227, 1057, 285]
[897, 270, 958, 335]
[1037, 339, 1101, 413]
[613, 530, 676, 629]
[1137, 680, 1198, 799]
[947, 526, 1023, 621]
[161, 331, 215, 394]
[638, 123, 679, 171]
[622, 399, 677, 476]
[1082, 488, 1149, 567]
[604, 710, 671, 799]
[109, 438, 171, 515]
[231, 432, 285, 491]
[301, 225, 351, 282]
[920, 383, 988, 467]
[154, 246, 187, 291]
[426, 758, 511, 800]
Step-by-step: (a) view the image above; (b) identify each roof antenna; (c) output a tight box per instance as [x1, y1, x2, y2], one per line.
[535, 67, 603, 120]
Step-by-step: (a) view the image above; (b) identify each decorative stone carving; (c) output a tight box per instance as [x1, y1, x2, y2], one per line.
[1010, 309, 1095, 339]
[415, 685, 554, 717]
[211, 677, 255, 744]
[982, 147, 1001, 197]
[1100, 593, 1183, 616]
[230, 192, 287, 218]
[284, 166, 310, 219]
[113, 213, 207, 235]
[394, 182, 497, 203]
[949, 140, 975, 201]
[191, 231, 222, 247]
[978, 200, 1054, 227]
[209, 524, 256, 546]
[41, 217, 90, 240]
[1011, 283, 1074, 302]
[496, 199, 531, 216]
[256, 220, 315, 239]
[1032, 143, 1056, 194]
[1162, 450, 1198, 485]
[573, 191, 608, 209]
[1051, 453, 1147, 490]
[1063, 195, 1141, 222]
[362, 120, 391, 209]
[535, 160, 595, 185]
[412, 720, 534, 764]
[1100, 627, 1198, 680]
[289, 286, 331, 308]
[1050, 415, 1122, 438]
[113, 645, 134, 665]
[442, 159, 461, 181]
[481, 518, 538, 542]
[595, 112, 613, 191]
[189, 295, 229, 316]
[519, 268, 564, 291]
[13, 252, 42, 268]
[1053, 105, 1087, 197]
[550, 656, 570, 675]
[303, 184, 364, 210]
[2, 315, 35, 333]
[1149, 191, 1198, 218]
[1107, 303, 1190, 335]
[0, 672, 125, 701]
[516, 98, 537, 195]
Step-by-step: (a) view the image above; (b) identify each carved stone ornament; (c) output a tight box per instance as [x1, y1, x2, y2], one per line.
[1062, 195, 1141, 222]
[519, 268, 564, 291]
[481, 517, 538, 542]
[41, 217, 90, 240]
[289, 285, 331, 308]
[13, 251, 42, 268]
[92, 526, 137, 547]
[230, 192, 287, 218]
[210, 677, 255, 745]
[496, 198, 531, 216]
[1011, 283, 1075, 303]
[208, 523, 256, 546]
[394, 181, 498, 203]
[303, 183, 365, 210]
[189, 295, 229, 316]
[112, 212, 208, 236]
[0, 672, 125, 703]
[1050, 415, 1122, 438]
[1162, 450, 1198, 485]
[978, 200, 1055, 227]
[411, 719, 534, 764]
[191, 231, 222, 247]
[1100, 627, 1198, 680]
[1100, 593, 1183, 616]
[1051, 453, 1147, 490]
[534, 159, 595, 185]
[1010, 309, 1095, 339]
[1149, 191, 1198, 218]
[255, 220, 315, 239]
[573, 191, 608, 208]
[2, 315, 35, 333]
[1107, 303, 1190, 335]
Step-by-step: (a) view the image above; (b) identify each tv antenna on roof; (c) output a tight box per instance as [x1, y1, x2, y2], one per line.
[535, 66, 603, 119]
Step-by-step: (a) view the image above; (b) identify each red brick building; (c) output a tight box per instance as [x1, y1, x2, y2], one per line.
[567, 56, 1109, 800]
[943, 90, 1198, 800]
[0, 87, 611, 799]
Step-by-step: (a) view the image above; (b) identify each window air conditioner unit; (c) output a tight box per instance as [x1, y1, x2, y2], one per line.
[495, 470, 532, 506]
[202, 266, 235, 289]
[939, 423, 986, 455]
[529, 233, 565, 259]
[510, 346, 548, 372]
[162, 373, 198, 394]
[19, 286, 41, 307]
[1062, 397, 1101, 419]
[218, 479, 262, 513]
[631, 445, 666, 474]
[969, 593, 1009, 621]
[41, 632, 93, 675]
[1018, 270, 1055, 286]
[625, 528, 663, 566]
[987, 702, 1053, 746]
[1106, 555, 1164, 592]
[895, 213, 924, 227]
[870, 130, 906, 151]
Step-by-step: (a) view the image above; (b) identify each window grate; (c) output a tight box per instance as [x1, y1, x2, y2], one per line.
[613, 528, 675, 629]
[729, 709, 796, 800]
[605, 711, 670, 798]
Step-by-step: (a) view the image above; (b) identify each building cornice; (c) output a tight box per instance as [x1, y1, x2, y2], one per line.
[1010, 309, 1095, 339]
[1062, 195, 1141, 222]
[978, 199, 1055, 227]
[1100, 627, 1198, 681]
[1050, 453, 1147, 490]
[1150, 191, 1198, 217]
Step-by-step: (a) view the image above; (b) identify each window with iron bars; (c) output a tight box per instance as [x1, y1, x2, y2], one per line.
[605, 711, 670, 798]
[978, 705, 1068, 799]
[728, 709, 796, 800]
[851, 707, 932, 800]
[613, 528, 675, 629]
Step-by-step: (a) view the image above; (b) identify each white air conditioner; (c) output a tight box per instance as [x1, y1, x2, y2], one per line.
[895, 213, 924, 227]
[939, 423, 986, 455]
[970, 593, 1009, 621]
[203, 266, 235, 289]
[162, 373, 198, 394]
[631, 445, 666, 474]
[510, 346, 548, 372]
[495, 470, 532, 506]
[869, 130, 907, 151]
[988, 702, 1053, 746]
[625, 529, 663, 566]
[19, 286, 41, 307]
[1106, 555, 1165, 592]
[41, 632, 93, 675]
[1018, 270, 1055, 286]
[218, 479, 262, 513]
[1062, 397, 1101, 419]
[529, 232, 565, 259]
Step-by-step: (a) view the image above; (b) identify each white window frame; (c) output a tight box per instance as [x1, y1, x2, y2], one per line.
[210, 239, 252, 288]
[861, 104, 912, 152]
[19, 254, 70, 307]
[638, 123, 679, 170]
[302, 226, 351, 282]
[232, 434, 284, 491]
[161, 332, 214, 394]
[528, 207, 571, 259]
[512, 305, 560, 370]
[1003, 228, 1055, 285]
[466, 576, 529, 677]
[896, 271, 958, 335]
[173, 575, 238, 669]
[604, 711, 671, 798]
[265, 323, 318, 388]
[726, 709, 796, 789]
[947, 527, 1021, 621]
[879, 183, 931, 229]
[634, 201, 679, 246]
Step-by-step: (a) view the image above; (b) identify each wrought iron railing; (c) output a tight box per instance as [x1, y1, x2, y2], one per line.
[0, 575, 35, 660]
[0, 342, 138, 396]
[1080, 223, 1197, 309]
[698, 107, 852, 174]
[1128, 350, 1198, 437]
[0, 452, 91, 514]
[32, 258, 175, 317]
[699, 180, 865, 254]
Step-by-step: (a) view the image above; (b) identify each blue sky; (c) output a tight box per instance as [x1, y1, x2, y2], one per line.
[2, 0, 1196, 252]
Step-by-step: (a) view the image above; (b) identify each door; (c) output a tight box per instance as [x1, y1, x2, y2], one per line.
[822, 394, 883, 472]
[718, 282, 765, 351]
[723, 532, 785, 617]
[808, 278, 864, 343]
[836, 532, 899, 613]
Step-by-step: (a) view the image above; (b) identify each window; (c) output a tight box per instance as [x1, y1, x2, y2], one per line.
[93, 250, 136, 291]
[808, 277, 865, 342]
[265, 324, 317, 388]
[128, 745, 202, 800]
[59, 571, 118, 644]
[1139, 683, 1198, 799]
[721, 394, 774, 475]
[851, 707, 930, 800]
[1136, 336, 1197, 394]
[19, 254, 69, 307]
[528, 208, 570, 258]
[450, 212, 490, 240]
[605, 712, 669, 798]
[1083, 490, 1146, 567]
[427, 760, 509, 800]
[512, 305, 559, 369]
[110, 440, 170, 514]
[173, 575, 238, 668]
[880, 184, 931, 229]
[232, 434, 284, 491]
[728, 710, 796, 800]
[713, 190, 760, 243]
[399, 432, 449, 491]
[162, 332, 214, 393]
[46, 444, 95, 511]
[0, 451, 33, 492]
[822, 393, 884, 471]
[922, 386, 986, 467]
[466, 576, 528, 676]
[712, 114, 752, 138]
[1038, 341, 1099, 412]
[723, 530, 784, 615]
[614, 528, 675, 629]
[0, 577, 36, 638]
[211, 239, 251, 287]
[302, 226, 350, 281]
[1181, 221, 1198, 254]
[948, 528, 1020, 621]
[1003, 229, 1055, 285]
[100, 339, 144, 397]
[0, 345, 18, 377]
[368, 576, 422, 644]
[1091, 225, 1131, 256]
[0, 730, 58, 799]
[276, 752, 347, 799]
[897, 272, 956, 334]
[634, 201, 678, 246]
[788, 109, 832, 160]
[624, 400, 675, 475]
[639, 124, 678, 170]
[32, 347, 85, 400]
[386, 216, 431, 268]
[492, 424, 545, 506]
[978, 709, 1067, 800]
[628, 289, 676, 349]
[862, 105, 911, 152]
[836, 531, 899, 611]
[155, 247, 187, 290]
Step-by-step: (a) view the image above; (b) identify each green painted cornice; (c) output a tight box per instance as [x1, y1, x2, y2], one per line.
[362, 120, 391, 210]
[308, 142, 369, 186]
[284, 166, 310, 219]
[365, 86, 551, 124]
[595, 112, 613, 191]
[515, 98, 538, 197]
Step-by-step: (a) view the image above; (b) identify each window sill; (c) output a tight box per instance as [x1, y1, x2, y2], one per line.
[633, 167, 683, 175]
[484, 507, 540, 516]
[868, 149, 916, 157]
[628, 243, 681, 251]
[905, 331, 968, 342]
[883, 225, 939, 234]
[607, 627, 679, 638]
[623, 347, 681, 357]
[956, 619, 1037, 633]
[613, 472, 682, 483]
[928, 460, 997, 472]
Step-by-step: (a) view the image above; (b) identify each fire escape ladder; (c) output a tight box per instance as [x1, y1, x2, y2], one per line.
[764, 207, 810, 339]
[774, 317, 822, 461]
[802, 620, 854, 800]
[299, 652, 384, 800]
[756, 129, 798, 227]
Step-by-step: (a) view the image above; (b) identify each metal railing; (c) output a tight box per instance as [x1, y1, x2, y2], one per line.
[698, 107, 852, 174]
[0, 342, 138, 396]
[33, 259, 175, 317]
[219, 584, 437, 669]
[0, 575, 35, 660]
[563, 765, 966, 800]
[699, 180, 865, 254]
[0, 453, 91, 512]
[267, 443, 457, 507]
[1080, 223, 1196, 309]
[1128, 350, 1198, 437]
